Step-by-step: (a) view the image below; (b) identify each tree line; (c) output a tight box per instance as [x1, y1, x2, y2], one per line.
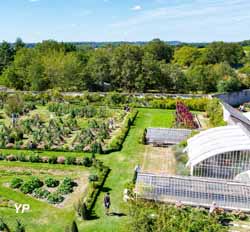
[0, 38, 249, 93]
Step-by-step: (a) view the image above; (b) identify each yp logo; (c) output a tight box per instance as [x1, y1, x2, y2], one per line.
[15, 204, 30, 214]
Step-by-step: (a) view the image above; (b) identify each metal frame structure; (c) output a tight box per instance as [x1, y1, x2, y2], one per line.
[146, 128, 192, 146]
[186, 124, 250, 180]
[136, 172, 250, 211]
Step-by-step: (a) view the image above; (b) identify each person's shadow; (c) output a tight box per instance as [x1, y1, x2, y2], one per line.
[109, 212, 126, 217]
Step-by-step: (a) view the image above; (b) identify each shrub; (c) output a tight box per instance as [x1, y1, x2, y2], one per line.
[74, 200, 88, 220]
[15, 219, 25, 232]
[65, 157, 76, 165]
[48, 156, 57, 164]
[4, 94, 24, 116]
[206, 99, 226, 127]
[33, 188, 50, 199]
[10, 177, 24, 189]
[57, 156, 65, 164]
[45, 177, 60, 188]
[58, 177, 75, 195]
[83, 157, 92, 167]
[16, 154, 27, 162]
[47, 193, 64, 204]
[0, 218, 10, 232]
[41, 156, 49, 163]
[88, 175, 99, 182]
[6, 154, 16, 161]
[20, 177, 43, 194]
[29, 154, 41, 163]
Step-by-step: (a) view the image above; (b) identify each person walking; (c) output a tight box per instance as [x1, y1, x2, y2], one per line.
[104, 192, 111, 215]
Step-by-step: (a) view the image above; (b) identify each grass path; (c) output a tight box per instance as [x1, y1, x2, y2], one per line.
[79, 108, 174, 232]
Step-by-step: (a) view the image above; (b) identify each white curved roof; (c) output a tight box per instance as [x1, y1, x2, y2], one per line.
[186, 124, 250, 168]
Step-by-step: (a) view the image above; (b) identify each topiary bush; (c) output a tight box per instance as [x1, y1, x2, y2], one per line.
[10, 177, 24, 189]
[45, 177, 60, 188]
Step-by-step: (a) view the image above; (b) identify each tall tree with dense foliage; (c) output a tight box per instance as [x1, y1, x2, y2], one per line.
[173, 46, 201, 67]
[0, 41, 14, 74]
[144, 38, 174, 63]
[204, 42, 245, 66]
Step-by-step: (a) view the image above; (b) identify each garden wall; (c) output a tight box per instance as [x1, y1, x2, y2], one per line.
[214, 89, 250, 106]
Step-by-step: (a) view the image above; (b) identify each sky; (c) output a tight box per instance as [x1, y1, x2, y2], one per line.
[0, 0, 250, 43]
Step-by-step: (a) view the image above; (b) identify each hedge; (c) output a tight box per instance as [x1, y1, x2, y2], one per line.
[128, 98, 210, 112]
[0, 152, 91, 167]
[104, 109, 138, 153]
[76, 160, 110, 219]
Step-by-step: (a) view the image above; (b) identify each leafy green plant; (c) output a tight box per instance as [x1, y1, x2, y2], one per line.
[45, 177, 60, 188]
[10, 177, 24, 189]
[20, 177, 43, 194]
[33, 188, 50, 199]
[58, 177, 75, 195]
[47, 193, 64, 204]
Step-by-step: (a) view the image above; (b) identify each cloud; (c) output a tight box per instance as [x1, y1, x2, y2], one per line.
[131, 5, 142, 11]
[112, 0, 250, 29]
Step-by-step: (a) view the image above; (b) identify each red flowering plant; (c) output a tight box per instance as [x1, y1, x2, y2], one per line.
[175, 101, 198, 129]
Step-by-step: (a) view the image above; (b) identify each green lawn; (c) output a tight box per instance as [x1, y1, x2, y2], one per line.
[0, 108, 174, 232]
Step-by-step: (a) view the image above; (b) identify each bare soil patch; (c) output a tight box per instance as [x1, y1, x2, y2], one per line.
[142, 145, 176, 174]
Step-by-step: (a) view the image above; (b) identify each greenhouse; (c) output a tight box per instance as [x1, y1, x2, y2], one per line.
[146, 128, 192, 146]
[136, 172, 250, 211]
[186, 124, 250, 180]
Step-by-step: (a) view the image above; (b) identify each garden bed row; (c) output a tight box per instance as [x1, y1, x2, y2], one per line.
[0, 152, 93, 166]
[10, 176, 77, 204]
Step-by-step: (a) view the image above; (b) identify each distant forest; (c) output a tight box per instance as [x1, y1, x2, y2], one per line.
[0, 38, 250, 93]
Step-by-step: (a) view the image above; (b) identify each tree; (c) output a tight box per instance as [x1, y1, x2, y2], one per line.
[217, 75, 241, 93]
[71, 221, 79, 232]
[159, 63, 187, 92]
[1, 48, 34, 90]
[136, 53, 161, 91]
[144, 39, 174, 63]
[86, 48, 111, 90]
[0, 41, 14, 74]
[41, 50, 83, 90]
[173, 46, 201, 67]
[14, 38, 25, 52]
[186, 65, 217, 93]
[110, 44, 143, 91]
[204, 42, 245, 66]
[4, 94, 24, 116]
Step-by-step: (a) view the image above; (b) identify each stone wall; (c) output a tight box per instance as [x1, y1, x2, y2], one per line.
[213, 89, 250, 106]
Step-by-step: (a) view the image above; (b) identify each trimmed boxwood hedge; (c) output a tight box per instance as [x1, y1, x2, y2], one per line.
[104, 109, 138, 153]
